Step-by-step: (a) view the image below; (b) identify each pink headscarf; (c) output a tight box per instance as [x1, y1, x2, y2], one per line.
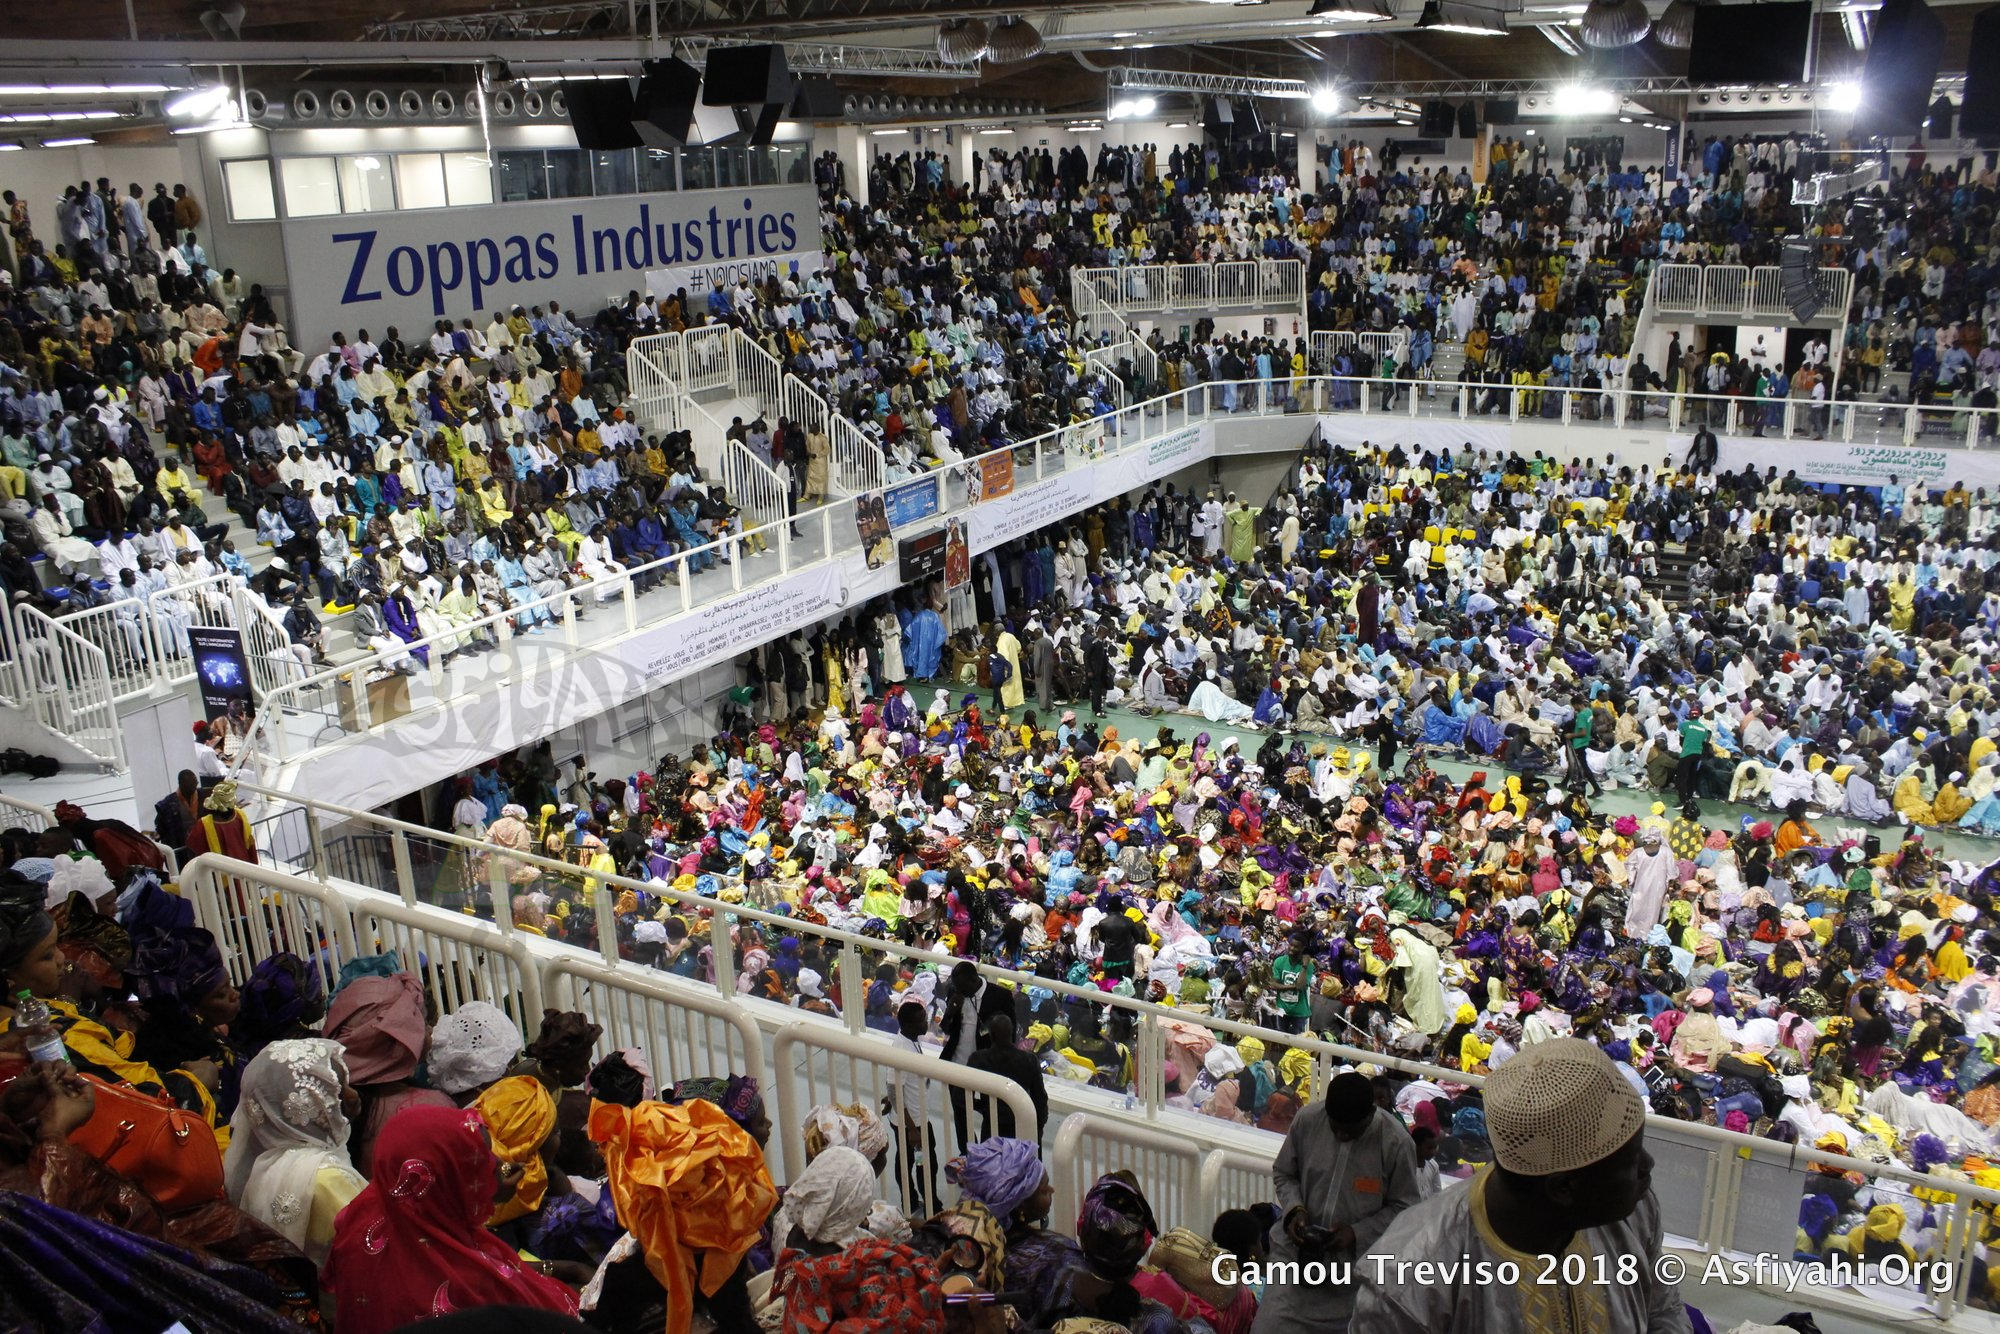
[323, 971, 430, 1086]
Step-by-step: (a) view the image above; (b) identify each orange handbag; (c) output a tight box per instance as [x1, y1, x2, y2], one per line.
[68, 1073, 225, 1212]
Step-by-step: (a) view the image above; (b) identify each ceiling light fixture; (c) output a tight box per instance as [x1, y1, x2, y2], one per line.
[0, 109, 123, 123]
[1413, 2, 1508, 36]
[1311, 86, 1340, 115]
[1551, 84, 1617, 116]
[0, 143, 22, 152]
[165, 84, 232, 119]
[984, 17, 1045, 62]
[1306, 0, 1395, 20]
[1824, 81, 1862, 112]
[1578, 0, 1649, 46]
[0, 83, 171, 95]
[1652, 0, 1698, 47]
[1109, 95, 1158, 119]
[978, 127, 1013, 134]
[41, 136, 95, 147]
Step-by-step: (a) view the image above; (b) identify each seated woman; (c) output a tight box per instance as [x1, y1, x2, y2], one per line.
[326, 1104, 579, 1333]
[222, 1037, 367, 1266]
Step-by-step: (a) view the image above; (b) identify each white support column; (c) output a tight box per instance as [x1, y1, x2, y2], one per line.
[839, 124, 870, 205]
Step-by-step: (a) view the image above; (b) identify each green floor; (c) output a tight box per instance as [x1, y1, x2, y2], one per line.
[988, 690, 2000, 869]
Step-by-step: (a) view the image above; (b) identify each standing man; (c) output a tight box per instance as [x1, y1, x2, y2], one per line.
[1267, 931, 1317, 1035]
[1355, 1039, 1685, 1333]
[938, 960, 1012, 1152]
[965, 1013, 1048, 1143]
[1674, 707, 1712, 805]
[1251, 1071, 1421, 1334]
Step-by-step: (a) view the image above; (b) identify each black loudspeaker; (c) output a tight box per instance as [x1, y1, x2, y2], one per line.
[1688, 2, 1812, 84]
[1483, 97, 1518, 125]
[702, 44, 791, 105]
[563, 78, 643, 150]
[1927, 96, 1955, 139]
[1457, 101, 1478, 138]
[1235, 98, 1262, 138]
[634, 57, 701, 147]
[789, 75, 844, 119]
[1860, 0, 1945, 137]
[742, 103, 784, 146]
[1202, 96, 1235, 139]
[1962, 6, 2000, 139]
[1421, 99, 1454, 137]
[1779, 239, 1820, 320]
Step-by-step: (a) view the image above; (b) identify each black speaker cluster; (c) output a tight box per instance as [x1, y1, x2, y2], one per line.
[565, 47, 837, 150]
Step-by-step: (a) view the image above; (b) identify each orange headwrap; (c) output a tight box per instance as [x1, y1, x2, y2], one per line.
[590, 1097, 778, 1334]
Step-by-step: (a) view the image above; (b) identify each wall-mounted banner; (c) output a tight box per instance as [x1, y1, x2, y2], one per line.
[633, 563, 845, 685]
[883, 475, 941, 529]
[1146, 424, 1204, 474]
[854, 491, 892, 569]
[189, 625, 253, 721]
[283, 183, 821, 349]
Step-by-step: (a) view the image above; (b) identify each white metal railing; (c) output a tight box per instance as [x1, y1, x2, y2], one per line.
[54, 596, 163, 704]
[1650, 262, 1854, 323]
[236, 585, 302, 701]
[0, 792, 56, 831]
[9, 604, 124, 769]
[175, 826, 2000, 1324]
[729, 327, 786, 415]
[1076, 259, 1306, 318]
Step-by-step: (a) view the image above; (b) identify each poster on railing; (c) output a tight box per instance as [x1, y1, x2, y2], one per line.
[944, 519, 969, 590]
[1064, 419, 1109, 461]
[978, 452, 1014, 501]
[189, 625, 252, 721]
[854, 492, 892, 570]
[882, 476, 940, 529]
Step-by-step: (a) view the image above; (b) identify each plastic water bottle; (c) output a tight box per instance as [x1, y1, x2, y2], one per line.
[1123, 1090, 1137, 1113]
[12, 990, 64, 1064]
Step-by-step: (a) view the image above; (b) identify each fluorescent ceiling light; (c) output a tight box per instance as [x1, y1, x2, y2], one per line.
[0, 110, 123, 123]
[0, 143, 23, 152]
[1824, 82, 1862, 112]
[1311, 86, 1340, 115]
[1414, 0, 1508, 34]
[0, 83, 171, 95]
[171, 117, 249, 135]
[979, 127, 1013, 134]
[869, 127, 908, 135]
[165, 84, 231, 119]
[1166, 120, 1189, 127]
[1551, 84, 1617, 116]
[40, 136, 95, 147]
[1307, 0, 1395, 20]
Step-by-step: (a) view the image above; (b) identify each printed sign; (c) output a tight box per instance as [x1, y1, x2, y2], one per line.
[854, 492, 892, 570]
[1145, 425, 1204, 475]
[944, 518, 970, 590]
[283, 184, 821, 350]
[978, 451, 1015, 501]
[189, 625, 253, 720]
[634, 564, 844, 684]
[883, 475, 941, 529]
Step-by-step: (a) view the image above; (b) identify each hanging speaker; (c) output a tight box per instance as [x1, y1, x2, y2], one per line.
[635, 57, 701, 146]
[789, 75, 845, 120]
[1860, 0, 1945, 137]
[702, 44, 791, 105]
[1457, 101, 1478, 138]
[1687, 3, 1813, 85]
[1421, 99, 1454, 137]
[1963, 7, 2000, 139]
[563, 78, 643, 149]
[1927, 95, 1954, 139]
[1482, 97, 1518, 124]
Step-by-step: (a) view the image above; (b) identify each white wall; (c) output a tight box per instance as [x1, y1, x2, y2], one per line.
[0, 142, 203, 260]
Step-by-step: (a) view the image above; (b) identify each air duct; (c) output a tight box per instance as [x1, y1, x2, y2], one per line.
[328, 88, 356, 119]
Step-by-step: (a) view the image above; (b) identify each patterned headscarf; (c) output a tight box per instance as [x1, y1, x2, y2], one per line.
[124, 924, 228, 1009]
[777, 1238, 944, 1334]
[802, 1102, 892, 1163]
[1077, 1172, 1157, 1278]
[471, 1075, 558, 1225]
[667, 1074, 764, 1132]
[923, 1198, 1007, 1293]
[427, 1002, 524, 1096]
[223, 1038, 360, 1253]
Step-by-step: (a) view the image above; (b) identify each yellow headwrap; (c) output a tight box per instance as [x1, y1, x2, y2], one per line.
[1279, 1046, 1314, 1095]
[590, 1097, 778, 1334]
[1236, 1036, 1266, 1066]
[472, 1075, 557, 1225]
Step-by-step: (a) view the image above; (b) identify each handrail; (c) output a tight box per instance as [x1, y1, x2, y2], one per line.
[11, 604, 124, 769]
[0, 792, 57, 831]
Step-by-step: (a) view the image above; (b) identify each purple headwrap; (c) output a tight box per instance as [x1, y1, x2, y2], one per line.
[943, 1137, 1045, 1223]
[668, 1074, 764, 1130]
[234, 952, 324, 1048]
[1077, 1173, 1158, 1278]
[124, 925, 228, 1008]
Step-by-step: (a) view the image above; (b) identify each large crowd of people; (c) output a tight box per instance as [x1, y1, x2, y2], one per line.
[1, 116, 1998, 1334]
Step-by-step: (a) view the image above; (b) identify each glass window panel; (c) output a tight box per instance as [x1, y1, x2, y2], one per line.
[781, 145, 809, 184]
[590, 148, 636, 196]
[717, 147, 749, 187]
[497, 150, 548, 202]
[637, 148, 679, 193]
[222, 158, 276, 221]
[393, 153, 447, 210]
[337, 154, 395, 213]
[545, 149, 591, 199]
[749, 146, 778, 186]
[444, 153, 495, 206]
[681, 147, 715, 191]
[278, 157, 340, 217]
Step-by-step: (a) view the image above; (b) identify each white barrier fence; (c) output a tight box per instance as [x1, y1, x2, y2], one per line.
[0, 792, 55, 831]
[1649, 261, 1854, 323]
[172, 829, 2000, 1327]
[1076, 259, 1307, 319]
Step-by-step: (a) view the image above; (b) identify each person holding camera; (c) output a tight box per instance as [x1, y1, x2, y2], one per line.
[1251, 1071, 1420, 1333]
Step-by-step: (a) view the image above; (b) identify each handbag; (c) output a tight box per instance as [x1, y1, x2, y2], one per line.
[69, 1073, 225, 1212]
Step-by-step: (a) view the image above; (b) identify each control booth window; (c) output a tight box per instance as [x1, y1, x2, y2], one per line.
[590, 148, 637, 197]
[278, 157, 340, 218]
[637, 148, 679, 193]
[497, 149, 551, 201]
[222, 158, 276, 222]
[544, 148, 591, 199]
[337, 155, 395, 213]
[393, 153, 448, 211]
[444, 152, 496, 206]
